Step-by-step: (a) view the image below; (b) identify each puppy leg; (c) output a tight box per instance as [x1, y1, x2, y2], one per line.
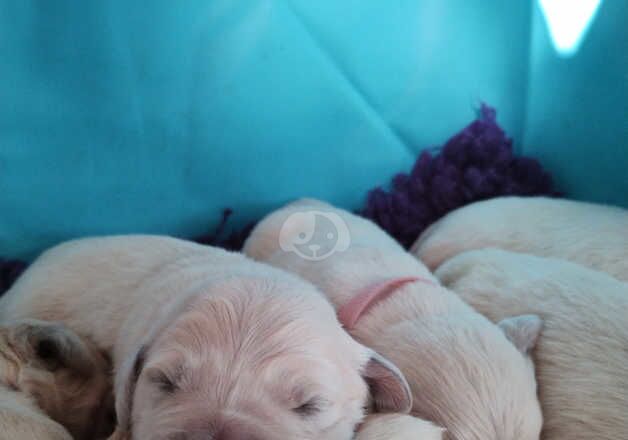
[356, 414, 444, 440]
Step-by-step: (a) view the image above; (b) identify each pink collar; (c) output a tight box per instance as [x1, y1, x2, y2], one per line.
[337, 276, 434, 330]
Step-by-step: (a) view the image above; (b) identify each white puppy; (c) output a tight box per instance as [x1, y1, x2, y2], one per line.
[435, 249, 628, 439]
[411, 196, 628, 281]
[0, 319, 112, 440]
[0, 235, 411, 440]
[244, 199, 543, 440]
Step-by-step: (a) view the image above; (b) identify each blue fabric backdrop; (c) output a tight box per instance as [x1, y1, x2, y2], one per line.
[523, 0, 628, 207]
[1, 0, 626, 259]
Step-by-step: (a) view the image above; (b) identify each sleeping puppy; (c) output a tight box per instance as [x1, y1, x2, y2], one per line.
[411, 196, 628, 281]
[244, 199, 543, 440]
[435, 249, 628, 440]
[0, 319, 112, 440]
[0, 235, 411, 440]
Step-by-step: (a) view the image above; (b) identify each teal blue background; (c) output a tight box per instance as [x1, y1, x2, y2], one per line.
[1, 1, 626, 259]
[524, 0, 628, 207]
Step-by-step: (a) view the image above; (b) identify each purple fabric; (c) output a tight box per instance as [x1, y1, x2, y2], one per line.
[361, 104, 558, 248]
[193, 209, 256, 251]
[0, 104, 558, 295]
[0, 259, 28, 295]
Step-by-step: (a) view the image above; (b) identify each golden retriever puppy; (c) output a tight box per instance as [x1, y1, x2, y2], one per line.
[0, 236, 411, 440]
[0, 319, 112, 439]
[244, 199, 543, 440]
[436, 249, 628, 439]
[412, 196, 628, 281]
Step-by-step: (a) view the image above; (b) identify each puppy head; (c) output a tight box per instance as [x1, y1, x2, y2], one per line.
[401, 314, 543, 440]
[278, 210, 351, 261]
[111, 278, 411, 440]
[0, 319, 114, 440]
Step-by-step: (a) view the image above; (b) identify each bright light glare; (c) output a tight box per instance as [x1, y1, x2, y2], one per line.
[538, 0, 602, 57]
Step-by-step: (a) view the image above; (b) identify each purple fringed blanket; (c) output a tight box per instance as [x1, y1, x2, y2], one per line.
[361, 105, 557, 248]
[0, 259, 28, 294]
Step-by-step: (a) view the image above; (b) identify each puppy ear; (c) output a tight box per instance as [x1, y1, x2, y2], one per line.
[8, 319, 98, 375]
[498, 314, 543, 355]
[110, 345, 147, 438]
[362, 350, 412, 413]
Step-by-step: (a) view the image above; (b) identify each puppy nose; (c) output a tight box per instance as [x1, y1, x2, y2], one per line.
[309, 244, 321, 252]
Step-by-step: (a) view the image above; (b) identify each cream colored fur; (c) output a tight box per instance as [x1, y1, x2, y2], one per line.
[0, 389, 72, 440]
[0, 319, 112, 440]
[411, 196, 628, 281]
[244, 199, 543, 440]
[0, 235, 411, 440]
[356, 414, 444, 440]
[435, 249, 628, 439]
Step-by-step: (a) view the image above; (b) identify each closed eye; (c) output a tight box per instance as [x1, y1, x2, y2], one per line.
[146, 368, 180, 394]
[292, 398, 324, 417]
[152, 372, 177, 393]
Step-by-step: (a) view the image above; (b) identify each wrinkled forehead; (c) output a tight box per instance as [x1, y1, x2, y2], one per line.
[153, 292, 354, 363]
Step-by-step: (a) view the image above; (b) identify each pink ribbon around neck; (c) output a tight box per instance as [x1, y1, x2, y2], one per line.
[337, 276, 435, 330]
